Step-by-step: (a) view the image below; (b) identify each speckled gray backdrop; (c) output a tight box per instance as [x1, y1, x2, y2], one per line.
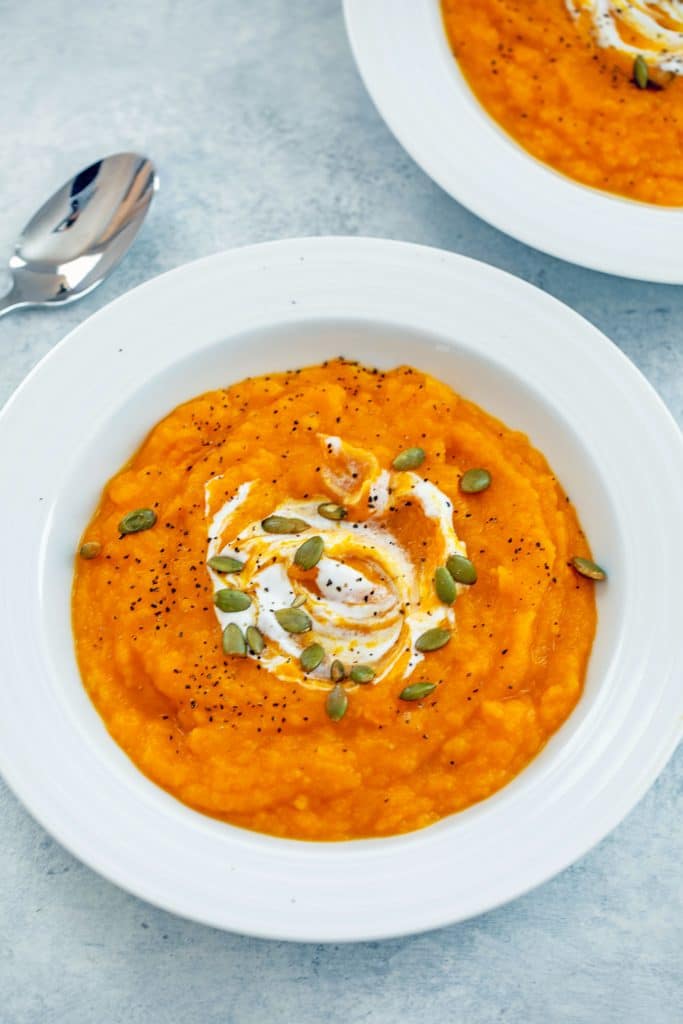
[0, 1, 680, 1021]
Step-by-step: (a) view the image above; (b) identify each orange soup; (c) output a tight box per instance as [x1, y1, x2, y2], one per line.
[72, 361, 598, 840]
[442, 0, 683, 206]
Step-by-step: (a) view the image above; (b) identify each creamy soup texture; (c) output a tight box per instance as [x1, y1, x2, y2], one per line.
[73, 361, 598, 840]
[442, 0, 683, 205]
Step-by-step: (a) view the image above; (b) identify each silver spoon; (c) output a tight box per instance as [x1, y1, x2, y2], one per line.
[0, 152, 158, 318]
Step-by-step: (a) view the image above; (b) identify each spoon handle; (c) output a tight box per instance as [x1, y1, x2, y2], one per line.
[0, 281, 26, 318]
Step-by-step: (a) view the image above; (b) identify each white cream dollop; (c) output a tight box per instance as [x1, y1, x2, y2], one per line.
[566, 1, 683, 74]
[205, 440, 468, 690]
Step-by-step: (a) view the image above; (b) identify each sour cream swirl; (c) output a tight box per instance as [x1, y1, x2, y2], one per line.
[566, 0, 683, 74]
[205, 439, 468, 690]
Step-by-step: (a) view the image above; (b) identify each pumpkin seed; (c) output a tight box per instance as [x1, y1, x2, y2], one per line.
[400, 682, 437, 702]
[300, 643, 325, 673]
[291, 594, 307, 608]
[294, 535, 324, 569]
[208, 555, 244, 574]
[326, 684, 348, 722]
[434, 566, 457, 604]
[446, 553, 477, 586]
[634, 54, 649, 89]
[571, 556, 607, 581]
[261, 515, 309, 534]
[79, 541, 101, 560]
[274, 607, 312, 633]
[317, 502, 347, 521]
[222, 623, 246, 657]
[392, 446, 426, 471]
[246, 625, 265, 654]
[214, 588, 252, 613]
[460, 468, 491, 494]
[330, 659, 346, 682]
[349, 664, 375, 684]
[119, 508, 157, 534]
[415, 628, 451, 652]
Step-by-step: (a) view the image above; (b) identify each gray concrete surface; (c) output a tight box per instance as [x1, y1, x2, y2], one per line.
[0, 2, 680, 1021]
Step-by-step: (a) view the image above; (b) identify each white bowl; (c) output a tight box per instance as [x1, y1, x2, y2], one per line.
[0, 238, 681, 941]
[344, 0, 683, 283]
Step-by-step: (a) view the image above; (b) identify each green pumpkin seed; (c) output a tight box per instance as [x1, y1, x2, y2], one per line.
[274, 607, 312, 633]
[392, 446, 426, 471]
[79, 541, 101, 560]
[261, 515, 309, 534]
[446, 553, 477, 586]
[634, 54, 649, 89]
[415, 628, 451, 653]
[291, 594, 307, 608]
[294, 535, 324, 570]
[349, 664, 375, 684]
[300, 643, 325, 673]
[400, 682, 437, 702]
[571, 557, 607, 581]
[460, 468, 491, 494]
[326, 684, 348, 721]
[317, 502, 347, 521]
[208, 555, 244, 574]
[119, 508, 157, 535]
[222, 623, 246, 657]
[434, 566, 457, 604]
[214, 588, 252, 613]
[330, 659, 346, 682]
[246, 625, 265, 654]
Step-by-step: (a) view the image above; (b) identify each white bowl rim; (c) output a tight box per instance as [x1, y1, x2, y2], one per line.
[343, 0, 683, 283]
[0, 236, 681, 942]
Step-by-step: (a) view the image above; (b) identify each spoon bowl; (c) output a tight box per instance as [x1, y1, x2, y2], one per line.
[0, 153, 157, 316]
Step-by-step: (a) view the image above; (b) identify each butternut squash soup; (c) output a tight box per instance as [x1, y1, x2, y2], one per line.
[442, 0, 683, 206]
[72, 360, 600, 840]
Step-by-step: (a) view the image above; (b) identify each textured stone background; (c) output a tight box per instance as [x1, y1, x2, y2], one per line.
[0, 2, 680, 1021]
